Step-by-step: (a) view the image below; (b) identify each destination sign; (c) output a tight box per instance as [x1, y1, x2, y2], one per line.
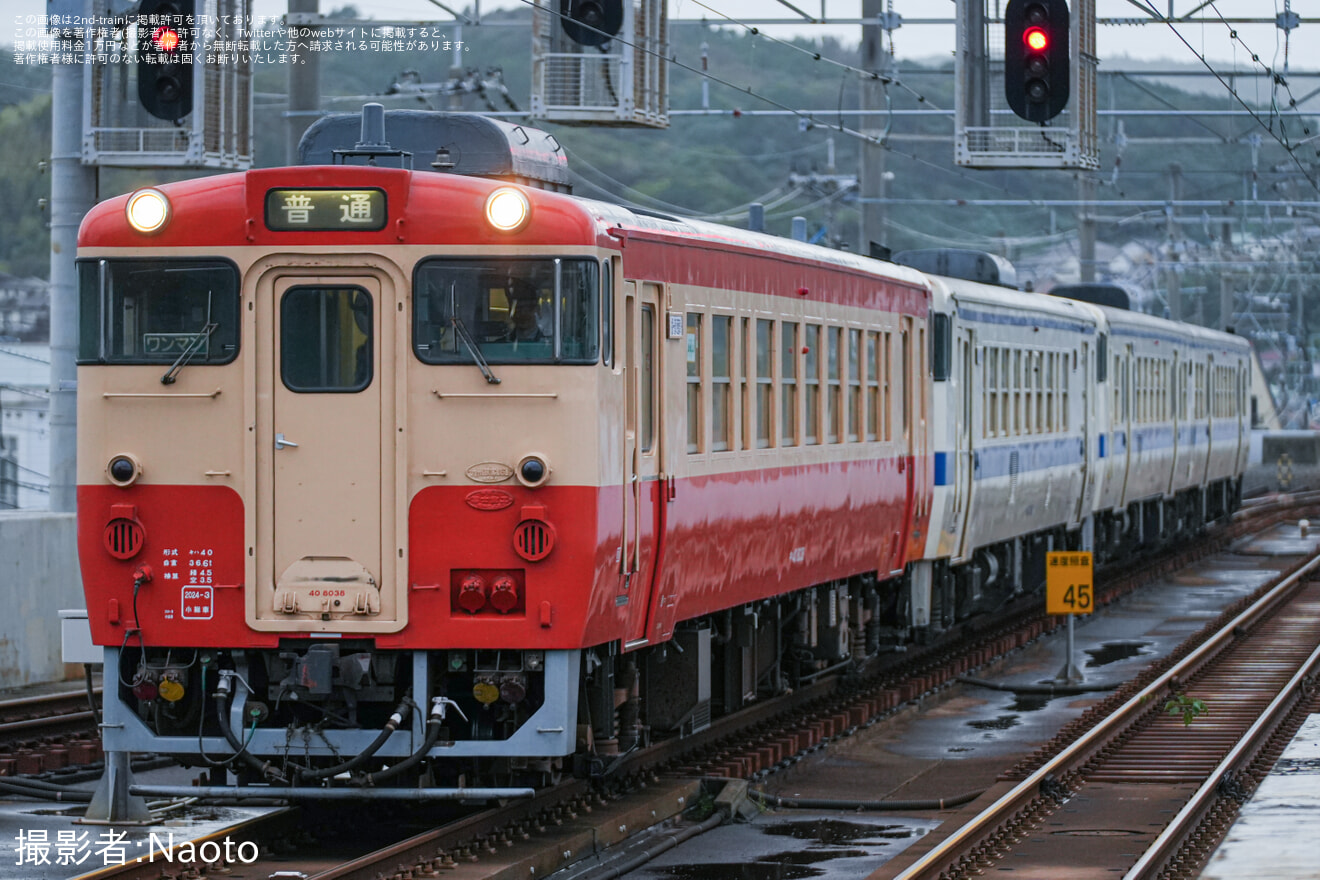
[264, 188, 387, 231]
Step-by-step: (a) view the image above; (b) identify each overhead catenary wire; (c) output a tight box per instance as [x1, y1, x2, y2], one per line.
[1127, 0, 1319, 191]
[682, 0, 940, 112]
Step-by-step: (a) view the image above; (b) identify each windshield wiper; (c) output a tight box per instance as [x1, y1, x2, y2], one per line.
[450, 316, 501, 385]
[160, 322, 218, 385]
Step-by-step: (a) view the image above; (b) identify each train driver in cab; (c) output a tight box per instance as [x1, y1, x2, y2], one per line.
[503, 284, 549, 343]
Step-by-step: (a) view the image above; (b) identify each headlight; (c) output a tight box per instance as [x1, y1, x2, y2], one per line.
[125, 189, 171, 234]
[485, 187, 530, 232]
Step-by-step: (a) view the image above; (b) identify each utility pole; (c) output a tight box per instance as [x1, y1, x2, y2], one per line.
[859, 0, 886, 255]
[1078, 176, 1096, 283]
[449, 24, 465, 111]
[1165, 162, 1182, 321]
[287, 0, 321, 163]
[48, 6, 96, 513]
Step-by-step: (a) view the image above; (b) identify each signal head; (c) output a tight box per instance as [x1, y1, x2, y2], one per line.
[1003, 0, 1070, 123]
[152, 26, 181, 52]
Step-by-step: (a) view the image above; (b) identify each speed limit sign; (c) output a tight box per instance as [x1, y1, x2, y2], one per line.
[1046, 552, 1093, 615]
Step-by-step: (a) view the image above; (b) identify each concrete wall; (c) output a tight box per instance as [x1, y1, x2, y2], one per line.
[0, 511, 82, 689]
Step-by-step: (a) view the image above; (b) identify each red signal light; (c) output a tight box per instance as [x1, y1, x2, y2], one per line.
[152, 26, 181, 52]
[1024, 26, 1048, 52]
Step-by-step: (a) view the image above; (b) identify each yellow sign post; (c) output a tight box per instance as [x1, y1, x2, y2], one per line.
[1046, 551, 1093, 684]
[1046, 551, 1093, 615]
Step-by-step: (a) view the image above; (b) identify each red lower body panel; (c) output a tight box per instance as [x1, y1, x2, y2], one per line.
[78, 456, 925, 651]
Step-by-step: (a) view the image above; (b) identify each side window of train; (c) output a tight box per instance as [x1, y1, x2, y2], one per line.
[865, 331, 880, 442]
[686, 313, 703, 454]
[1056, 350, 1066, 432]
[804, 324, 820, 446]
[1047, 352, 1056, 432]
[827, 327, 842, 444]
[1000, 348, 1011, 436]
[781, 322, 799, 447]
[741, 318, 753, 451]
[848, 329, 862, 443]
[76, 258, 240, 365]
[756, 319, 773, 448]
[711, 315, 732, 453]
[1012, 349, 1022, 436]
[281, 287, 373, 393]
[930, 313, 951, 381]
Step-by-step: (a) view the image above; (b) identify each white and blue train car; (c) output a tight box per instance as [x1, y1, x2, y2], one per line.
[1093, 306, 1250, 555]
[921, 265, 1105, 626]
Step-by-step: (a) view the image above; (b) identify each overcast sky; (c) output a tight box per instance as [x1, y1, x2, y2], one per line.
[5, 0, 1312, 68]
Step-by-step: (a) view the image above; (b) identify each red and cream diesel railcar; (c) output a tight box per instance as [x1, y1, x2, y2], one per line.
[76, 108, 933, 789]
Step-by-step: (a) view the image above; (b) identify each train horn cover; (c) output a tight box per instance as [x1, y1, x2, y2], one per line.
[125, 189, 171, 234]
[485, 187, 531, 232]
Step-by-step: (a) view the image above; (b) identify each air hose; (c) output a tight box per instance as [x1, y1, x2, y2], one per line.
[297, 700, 413, 781]
[361, 697, 451, 786]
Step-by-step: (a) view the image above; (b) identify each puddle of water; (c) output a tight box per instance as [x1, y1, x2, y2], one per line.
[1008, 693, 1054, 713]
[662, 864, 822, 880]
[947, 746, 974, 753]
[763, 819, 913, 846]
[756, 850, 870, 865]
[967, 714, 1020, 731]
[1084, 641, 1152, 668]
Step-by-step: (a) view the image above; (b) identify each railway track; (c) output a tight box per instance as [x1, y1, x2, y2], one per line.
[882, 528, 1320, 879]
[54, 496, 1320, 880]
[0, 685, 103, 774]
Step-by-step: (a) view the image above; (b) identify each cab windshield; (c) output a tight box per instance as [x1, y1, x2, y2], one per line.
[413, 258, 599, 365]
[77, 259, 240, 365]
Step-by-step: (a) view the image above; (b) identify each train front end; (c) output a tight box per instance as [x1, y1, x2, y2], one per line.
[76, 115, 622, 789]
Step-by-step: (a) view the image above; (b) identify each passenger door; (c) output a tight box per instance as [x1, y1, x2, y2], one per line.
[1169, 350, 1182, 493]
[256, 272, 398, 632]
[1117, 346, 1133, 501]
[953, 327, 975, 561]
[622, 282, 662, 647]
[1203, 358, 1214, 484]
[1075, 341, 1095, 525]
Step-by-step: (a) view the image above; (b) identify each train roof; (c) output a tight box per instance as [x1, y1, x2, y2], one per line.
[1095, 303, 1251, 355]
[581, 199, 931, 290]
[297, 107, 572, 193]
[925, 271, 1103, 327]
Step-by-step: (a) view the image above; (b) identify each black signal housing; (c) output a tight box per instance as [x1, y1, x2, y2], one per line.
[1004, 0, 1070, 123]
[137, 0, 194, 121]
[559, 0, 623, 47]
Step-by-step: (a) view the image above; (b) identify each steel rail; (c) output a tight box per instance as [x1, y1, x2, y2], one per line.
[1123, 639, 1320, 880]
[892, 544, 1320, 880]
[68, 807, 299, 880]
[0, 710, 95, 735]
[307, 779, 591, 880]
